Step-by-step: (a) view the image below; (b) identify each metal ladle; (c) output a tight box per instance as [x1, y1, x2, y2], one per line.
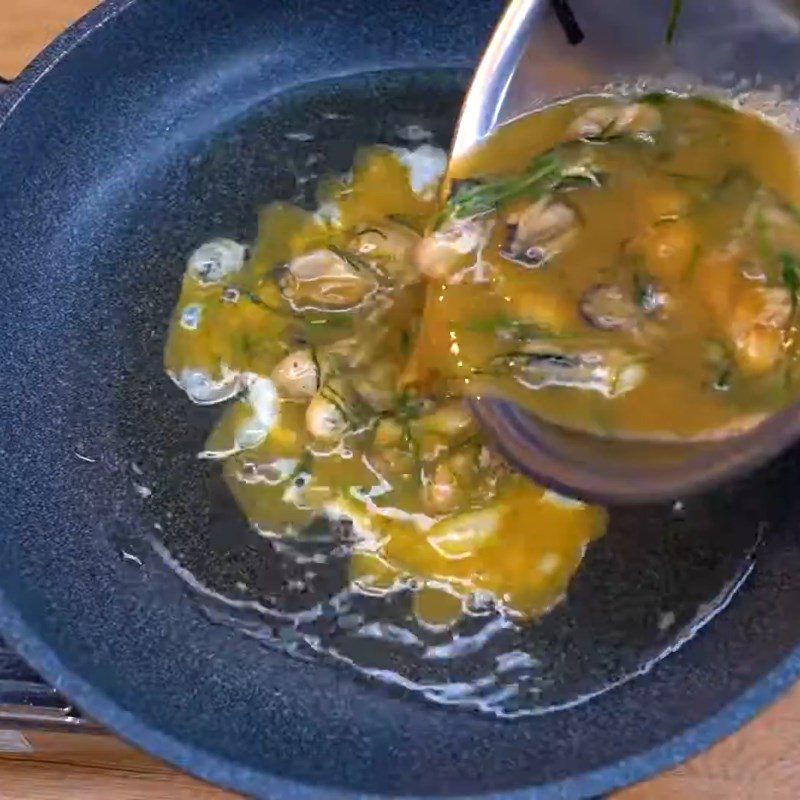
[453, 0, 800, 504]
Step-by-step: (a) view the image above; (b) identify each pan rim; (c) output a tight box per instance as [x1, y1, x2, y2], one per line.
[3, 585, 800, 799]
[0, 0, 799, 797]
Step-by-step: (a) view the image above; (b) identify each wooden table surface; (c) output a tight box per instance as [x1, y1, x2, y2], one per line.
[1, 2, 798, 798]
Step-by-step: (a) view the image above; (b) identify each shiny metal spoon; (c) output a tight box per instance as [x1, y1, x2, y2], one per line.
[452, 0, 800, 504]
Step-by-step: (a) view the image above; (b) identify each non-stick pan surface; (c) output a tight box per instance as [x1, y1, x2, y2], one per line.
[2, 1, 800, 797]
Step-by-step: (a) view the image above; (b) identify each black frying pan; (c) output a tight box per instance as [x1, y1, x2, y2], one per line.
[1, 1, 800, 797]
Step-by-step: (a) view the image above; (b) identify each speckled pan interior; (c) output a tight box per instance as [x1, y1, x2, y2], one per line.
[1, 1, 800, 798]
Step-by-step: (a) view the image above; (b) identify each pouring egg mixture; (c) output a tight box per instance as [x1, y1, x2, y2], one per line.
[165, 93, 800, 626]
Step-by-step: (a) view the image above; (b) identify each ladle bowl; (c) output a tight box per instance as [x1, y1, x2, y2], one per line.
[456, 0, 800, 503]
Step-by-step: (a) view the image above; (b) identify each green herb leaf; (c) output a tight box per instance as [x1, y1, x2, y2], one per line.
[393, 391, 425, 421]
[780, 250, 800, 311]
[666, 0, 683, 44]
[399, 329, 412, 357]
[447, 152, 563, 219]
[320, 383, 350, 414]
[640, 92, 671, 107]
[463, 314, 579, 342]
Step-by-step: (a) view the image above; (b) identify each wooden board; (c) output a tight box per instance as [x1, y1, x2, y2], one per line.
[0, 0, 98, 79]
[0, 730, 238, 800]
[0, 1, 798, 798]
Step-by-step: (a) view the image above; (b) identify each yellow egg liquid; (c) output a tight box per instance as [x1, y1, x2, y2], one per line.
[165, 141, 607, 627]
[410, 95, 800, 441]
